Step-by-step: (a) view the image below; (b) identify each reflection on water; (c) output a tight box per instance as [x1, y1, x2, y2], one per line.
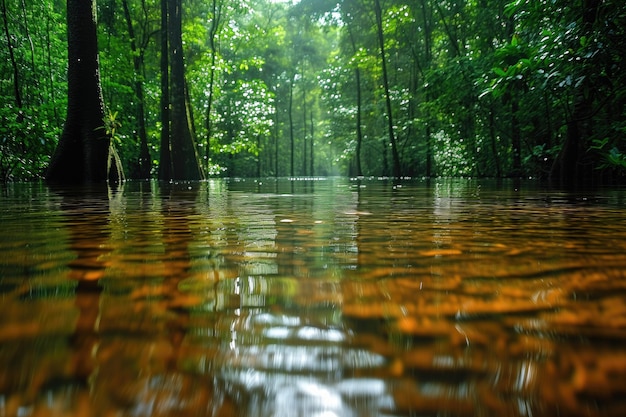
[1, 178, 626, 416]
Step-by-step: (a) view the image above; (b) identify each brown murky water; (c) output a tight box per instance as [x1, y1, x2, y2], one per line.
[1, 178, 626, 416]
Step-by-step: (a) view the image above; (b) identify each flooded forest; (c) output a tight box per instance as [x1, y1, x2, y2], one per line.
[3, 1, 626, 416]
[1, 0, 625, 185]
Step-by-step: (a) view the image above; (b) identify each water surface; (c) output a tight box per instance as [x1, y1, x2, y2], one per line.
[1, 178, 626, 416]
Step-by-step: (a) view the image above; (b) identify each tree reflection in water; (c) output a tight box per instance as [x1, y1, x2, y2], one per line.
[21, 180, 390, 416]
[181, 180, 392, 416]
[4, 183, 238, 416]
[3, 179, 626, 416]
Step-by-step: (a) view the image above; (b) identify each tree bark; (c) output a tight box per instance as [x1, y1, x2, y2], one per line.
[309, 109, 314, 176]
[46, 0, 123, 183]
[288, 74, 295, 177]
[122, 0, 151, 179]
[158, 0, 171, 181]
[347, 24, 363, 177]
[205, 0, 223, 169]
[374, 0, 401, 178]
[302, 66, 307, 176]
[167, 0, 203, 180]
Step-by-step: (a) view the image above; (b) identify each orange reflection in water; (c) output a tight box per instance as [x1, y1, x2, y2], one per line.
[1, 179, 626, 416]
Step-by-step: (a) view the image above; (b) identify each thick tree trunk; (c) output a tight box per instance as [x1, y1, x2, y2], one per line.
[47, 0, 122, 183]
[167, 0, 203, 180]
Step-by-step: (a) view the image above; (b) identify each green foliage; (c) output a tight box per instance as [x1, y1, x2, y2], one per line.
[0, 105, 59, 181]
[97, 109, 122, 144]
[2, 0, 626, 183]
[592, 137, 626, 172]
[0, 0, 66, 181]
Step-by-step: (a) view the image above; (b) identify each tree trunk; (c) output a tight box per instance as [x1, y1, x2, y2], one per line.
[167, 0, 203, 180]
[489, 106, 502, 177]
[309, 109, 314, 176]
[45, 9, 59, 123]
[419, 0, 434, 177]
[47, 0, 123, 183]
[122, 0, 151, 179]
[256, 135, 261, 177]
[510, 97, 522, 177]
[274, 103, 279, 177]
[374, 0, 401, 178]
[288, 74, 295, 177]
[551, 0, 599, 186]
[347, 25, 363, 177]
[205, 0, 222, 169]
[2, 0, 23, 112]
[302, 69, 307, 176]
[19, 0, 37, 102]
[158, 0, 171, 181]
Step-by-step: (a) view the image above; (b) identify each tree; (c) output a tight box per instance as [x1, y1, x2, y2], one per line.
[552, 0, 601, 185]
[46, 0, 123, 183]
[121, 0, 152, 179]
[204, 0, 224, 168]
[1, 0, 22, 112]
[158, 0, 171, 181]
[163, 0, 204, 180]
[2, 0, 624, 183]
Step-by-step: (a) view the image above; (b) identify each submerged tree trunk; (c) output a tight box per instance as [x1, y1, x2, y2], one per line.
[47, 0, 123, 183]
[167, 0, 203, 180]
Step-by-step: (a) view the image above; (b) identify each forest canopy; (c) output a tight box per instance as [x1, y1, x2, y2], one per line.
[1, 0, 625, 184]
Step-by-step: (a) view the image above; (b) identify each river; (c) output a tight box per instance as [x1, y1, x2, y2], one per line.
[1, 178, 626, 416]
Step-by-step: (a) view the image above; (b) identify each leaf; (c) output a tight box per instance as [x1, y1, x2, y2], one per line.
[493, 67, 507, 77]
[590, 137, 609, 150]
[580, 35, 588, 47]
[504, 0, 522, 18]
[519, 58, 532, 67]
[478, 89, 492, 100]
